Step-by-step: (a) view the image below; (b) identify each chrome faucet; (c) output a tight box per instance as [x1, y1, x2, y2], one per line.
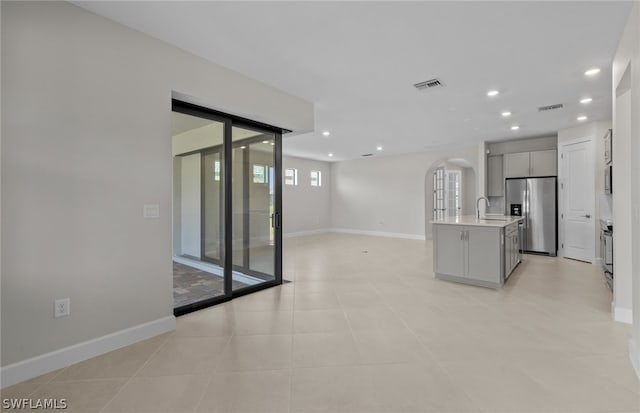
[477, 197, 490, 220]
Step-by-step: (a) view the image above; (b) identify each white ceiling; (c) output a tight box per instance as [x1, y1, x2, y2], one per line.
[75, 1, 633, 162]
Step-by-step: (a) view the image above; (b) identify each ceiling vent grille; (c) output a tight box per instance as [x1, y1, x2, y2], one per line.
[538, 103, 564, 112]
[414, 78, 444, 91]
[361, 153, 374, 157]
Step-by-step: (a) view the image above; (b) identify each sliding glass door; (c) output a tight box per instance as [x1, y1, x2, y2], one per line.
[231, 126, 279, 290]
[172, 111, 228, 311]
[202, 148, 224, 263]
[172, 100, 282, 315]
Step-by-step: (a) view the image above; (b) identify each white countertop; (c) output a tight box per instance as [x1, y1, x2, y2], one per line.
[432, 215, 524, 228]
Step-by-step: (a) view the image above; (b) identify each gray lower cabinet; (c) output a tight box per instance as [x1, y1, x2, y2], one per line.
[434, 224, 502, 288]
[503, 222, 521, 278]
[434, 225, 466, 277]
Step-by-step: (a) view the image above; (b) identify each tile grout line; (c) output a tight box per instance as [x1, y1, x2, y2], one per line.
[377, 284, 484, 412]
[97, 332, 173, 413]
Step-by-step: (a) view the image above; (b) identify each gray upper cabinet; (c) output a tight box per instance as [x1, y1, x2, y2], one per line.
[530, 149, 557, 176]
[504, 150, 557, 178]
[504, 152, 531, 178]
[487, 155, 504, 197]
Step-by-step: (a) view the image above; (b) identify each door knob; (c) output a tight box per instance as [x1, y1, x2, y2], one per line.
[582, 214, 591, 218]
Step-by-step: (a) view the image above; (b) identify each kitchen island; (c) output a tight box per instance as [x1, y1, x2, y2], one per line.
[432, 215, 524, 288]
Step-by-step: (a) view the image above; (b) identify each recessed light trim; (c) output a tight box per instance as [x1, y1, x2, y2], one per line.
[262, 140, 269, 144]
[577, 115, 588, 121]
[501, 111, 512, 117]
[580, 98, 593, 104]
[322, 131, 330, 136]
[511, 125, 520, 131]
[376, 146, 383, 151]
[328, 153, 334, 157]
[585, 68, 600, 76]
[487, 90, 499, 97]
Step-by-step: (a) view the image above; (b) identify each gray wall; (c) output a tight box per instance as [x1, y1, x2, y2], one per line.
[463, 167, 477, 216]
[1, 1, 312, 367]
[612, 0, 640, 331]
[331, 145, 480, 239]
[487, 135, 557, 155]
[282, 156, 332, 236]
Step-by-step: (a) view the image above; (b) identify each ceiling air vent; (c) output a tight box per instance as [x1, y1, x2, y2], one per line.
[538, 103, 564, 112]
[414, 78, 444, 91]
[361, 153, 374, 157]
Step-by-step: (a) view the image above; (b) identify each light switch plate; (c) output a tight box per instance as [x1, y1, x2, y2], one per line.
[143, 204, 160, 219]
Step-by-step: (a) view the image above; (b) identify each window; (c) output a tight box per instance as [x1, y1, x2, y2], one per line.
[446, 170, 462, 217]
[433, 167, 462, 219]
[310, 170, 322, 187]
[433, 167, 445, 220]
[214, 160, 221, 181]
[253, 164, 268, 184]
[284, 168, 298, 185]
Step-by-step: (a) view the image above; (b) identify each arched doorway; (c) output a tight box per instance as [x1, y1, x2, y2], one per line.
[424, 158, 476, 239]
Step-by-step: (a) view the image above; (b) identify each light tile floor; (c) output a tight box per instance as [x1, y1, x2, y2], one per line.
[2, 233, 639, 412]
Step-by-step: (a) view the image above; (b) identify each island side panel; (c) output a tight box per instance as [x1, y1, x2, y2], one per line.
[466, 226, 503, 286]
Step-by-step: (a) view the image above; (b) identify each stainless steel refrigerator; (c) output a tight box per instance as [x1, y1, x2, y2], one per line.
[505, 177, 557, 256]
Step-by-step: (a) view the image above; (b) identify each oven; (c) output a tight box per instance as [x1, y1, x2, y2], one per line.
[600, 219, 613, 291]
[605, 165, 613, 194]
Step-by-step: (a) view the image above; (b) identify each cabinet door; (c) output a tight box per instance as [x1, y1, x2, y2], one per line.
[434, 225, 465, 277]
[466, 227, 501, 283]
[487, 155, 504, 196]
[530, 149, 557, 176]
[504, 152, 531, 178]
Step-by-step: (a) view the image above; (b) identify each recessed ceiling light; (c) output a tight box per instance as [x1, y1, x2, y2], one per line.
[240, 146, 246, 149]
[511, 125, 520, 131]
[376, 146, 383, 151]
[322, 131, 330, 136]
[487, 90, 499, 97]
[585, 68, 600, 76]
[262, 140, 269, 144]
[328, 153, 334, 157]
[501, 111, 512, 117]
[577, 115, 588, 121]
[270, 142, 274, 146]
[580, 98, 593, 104]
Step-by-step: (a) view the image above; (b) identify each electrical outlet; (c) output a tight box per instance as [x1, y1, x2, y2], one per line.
[54, 298, 70, 318]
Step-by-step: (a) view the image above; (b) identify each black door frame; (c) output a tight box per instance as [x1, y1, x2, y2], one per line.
[172, 99, 285, 316]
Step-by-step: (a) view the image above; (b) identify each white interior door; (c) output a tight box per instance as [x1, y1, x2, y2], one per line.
[561, 139, 595, 262]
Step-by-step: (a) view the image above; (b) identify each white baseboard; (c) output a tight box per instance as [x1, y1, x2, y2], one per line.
[613, 305, 633, 324]
[283, 229, 331, 238]
[630, 339, 640, 380]
[1, 316, 176, 389]
[330, 228, 425, 240]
